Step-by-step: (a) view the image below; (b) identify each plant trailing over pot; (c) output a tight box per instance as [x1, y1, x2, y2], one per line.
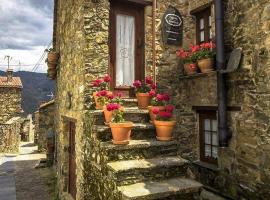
[133, 76, 156, 109]
[45, 48, 59, 80]
[91, 75, 112, 109]
[153, 105, 176, 141]
[103, 93, 124, 125]
[195, 42, 216, 73]
[148, 92, 170, 123]
[177, 47, 198, 75]
[109, 104, 134, 145]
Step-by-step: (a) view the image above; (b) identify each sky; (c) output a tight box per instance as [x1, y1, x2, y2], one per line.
[0, 0, 53, 73]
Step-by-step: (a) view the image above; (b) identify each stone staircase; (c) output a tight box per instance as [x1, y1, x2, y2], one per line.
[91, 99, 202, 200]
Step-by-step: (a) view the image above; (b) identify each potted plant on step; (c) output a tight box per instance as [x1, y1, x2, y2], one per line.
[91, 75, 112, 109]
[148, 92, 170, 123]
[103, 93, 123, 125]
[133, 77, 156, 109]
[109, 104, 134, 145]
[45, 48, 59, 79]
[196, 42, 216, 73]
[153, 105, 176, 141]
[177, 47, 198, 75]
[95, 90, 113, 110]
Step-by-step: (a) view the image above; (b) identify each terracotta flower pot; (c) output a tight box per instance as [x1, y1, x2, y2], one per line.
[198, 58, 214, 73]
[148, 106, 165, 124]
[47, 52, 59, 64]
[154, 120, 176, 141]
[184, 63, 198, 75]
[136, 93, 151, 109]
[47, 68, 57, 79]
[103, 106, 124, 125]
[110, 122, 134, 145]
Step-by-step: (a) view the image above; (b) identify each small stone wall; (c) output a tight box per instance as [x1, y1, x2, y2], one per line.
[38, 101, 55, 151]
[0, 87, 22, 123]
[0, 117, 21, 153]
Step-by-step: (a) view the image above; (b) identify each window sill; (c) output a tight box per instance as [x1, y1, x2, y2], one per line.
[193, 160, 220, 171]
[179, 71, 217, 79]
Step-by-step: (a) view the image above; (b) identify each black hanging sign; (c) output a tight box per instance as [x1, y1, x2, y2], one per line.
[162, 6, 183, 45]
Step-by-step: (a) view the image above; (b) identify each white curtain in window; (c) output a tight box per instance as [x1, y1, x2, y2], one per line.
[116, 14, 135, 86]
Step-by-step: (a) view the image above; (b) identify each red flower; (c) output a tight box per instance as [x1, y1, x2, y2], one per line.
[159, 111, 172, 119]
[191, 45, 200, 53]
[92, 79, 103, 87]
[103, 75, 111, 83]
[200, 42, 216, 49]
[145, 76, 153, 85]
[152, 108, 159, 115]
[106, 103, 120, 111]
[96, 90, 107, 97]
[165, 105, 174, 113]
[133, 80, 142, 88]
[156, 94, 163, 102]
[177, 49, 189, 59]
[106, 93, 114, 100]
[151, 84, 157, 90]
[149, 89, 156, 97]
[162, 94, 170, 102]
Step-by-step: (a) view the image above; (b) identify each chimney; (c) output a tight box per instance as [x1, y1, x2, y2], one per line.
[6, 69, 13, 82]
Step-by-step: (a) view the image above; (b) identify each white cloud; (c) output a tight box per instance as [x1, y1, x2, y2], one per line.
[0, 0, 53, 72]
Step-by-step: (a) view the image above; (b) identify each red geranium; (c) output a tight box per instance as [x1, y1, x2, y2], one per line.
[189, 63, 197, 70]
[103, 75, 111, 83]
[149, 89, 156, 97]
[159, 111, 172, 119]
[96, 90, 108, 97]
[190, 45, 200, 53]
[106, 103, 120, 111]
[165, 105, 174, 113]
[151, 84, 157, 90]
[152, 108, 160, 115]
[92, 79, 103, 87]
[145, 76, 153, 85]
[133, 80, 142, 88]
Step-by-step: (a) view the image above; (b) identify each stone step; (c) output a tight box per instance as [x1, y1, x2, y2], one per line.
[94, 123, 155, 141]
[93, 107, 150, 125]
[118, 177, 203, 200]
[122, 98, 138, 107]
[107, 156, 188, 186]
[101, 139, 178, 162]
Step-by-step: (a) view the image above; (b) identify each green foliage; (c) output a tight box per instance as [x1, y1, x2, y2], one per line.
[112, 110, 125, 123]
[195, 49, 215, 60]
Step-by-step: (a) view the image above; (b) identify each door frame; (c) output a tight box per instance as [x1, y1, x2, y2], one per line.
[109, 0, 145, 97]
[68, 121, 77, 199]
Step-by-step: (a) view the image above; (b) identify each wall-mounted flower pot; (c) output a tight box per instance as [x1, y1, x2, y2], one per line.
[47, 52, 59, 64]
[198, 58, 214, 73]
[110, 122, 134, 145]
[136, 93, 151, 109]
[148, 106, 165, 124]
[184, 63, 198, 75]
[154, 120, 176, 141]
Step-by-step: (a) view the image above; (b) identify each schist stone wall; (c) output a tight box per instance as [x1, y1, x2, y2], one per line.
[37, 101, 55, 151]
[54, 0, 270, 199]
[0, 117, 21, 153]
[0, 87, 22, 123]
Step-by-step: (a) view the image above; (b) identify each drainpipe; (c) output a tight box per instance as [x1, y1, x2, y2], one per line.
[215, 0, 229, 147]
[152, 0, 157, 84]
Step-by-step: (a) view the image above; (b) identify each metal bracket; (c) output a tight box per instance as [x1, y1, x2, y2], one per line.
[219, 48, 242, 74]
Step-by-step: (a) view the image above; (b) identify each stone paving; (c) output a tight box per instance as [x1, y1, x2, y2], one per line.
[0, 142, 54, 200]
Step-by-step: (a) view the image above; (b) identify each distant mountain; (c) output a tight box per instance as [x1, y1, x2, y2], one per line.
[0, 70, 55, 115]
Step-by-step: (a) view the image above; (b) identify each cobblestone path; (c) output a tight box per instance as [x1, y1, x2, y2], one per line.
[0, 142, 55, 200]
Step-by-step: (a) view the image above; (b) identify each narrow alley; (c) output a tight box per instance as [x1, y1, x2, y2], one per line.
[0, 142, 56, 200]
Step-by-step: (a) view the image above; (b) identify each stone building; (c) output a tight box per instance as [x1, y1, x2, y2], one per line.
[34, 100, 55, 151]
[0, 69, 22, 123]
[53, 0, 270, 200]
